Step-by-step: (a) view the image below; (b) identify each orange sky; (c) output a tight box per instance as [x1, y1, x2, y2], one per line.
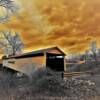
[0, 0, 100, 54]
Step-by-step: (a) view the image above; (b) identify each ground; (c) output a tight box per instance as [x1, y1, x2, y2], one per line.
[82, 74, 100, 95]
[0, 66, 100, 100]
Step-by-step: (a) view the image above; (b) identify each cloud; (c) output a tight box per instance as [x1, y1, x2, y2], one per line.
[0, 0, 100, 55]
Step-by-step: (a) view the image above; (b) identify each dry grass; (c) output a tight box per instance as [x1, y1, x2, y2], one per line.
[0, 68, 99, 100]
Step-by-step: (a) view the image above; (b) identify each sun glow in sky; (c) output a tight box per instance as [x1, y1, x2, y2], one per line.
[0, 0, 100, 54]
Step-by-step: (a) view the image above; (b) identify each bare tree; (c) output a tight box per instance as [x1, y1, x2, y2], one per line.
[0, 31, 24, 56]
[0, 0, 20, 56]
[0, 0, 18, 23]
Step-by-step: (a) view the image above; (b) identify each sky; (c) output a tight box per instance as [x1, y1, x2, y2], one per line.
[0, 0, 100, 54]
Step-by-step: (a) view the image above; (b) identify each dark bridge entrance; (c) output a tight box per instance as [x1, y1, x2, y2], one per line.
[46, 53, 64, 71]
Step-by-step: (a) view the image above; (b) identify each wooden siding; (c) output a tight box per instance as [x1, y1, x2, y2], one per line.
[3, 57, 45, 75]
[32, 55, 46, 67]
[0, 59, 2, 64]
[47, 49, 63, 54]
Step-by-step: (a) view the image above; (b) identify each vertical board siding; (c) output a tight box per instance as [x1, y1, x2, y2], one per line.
[47, 49, 63, 54]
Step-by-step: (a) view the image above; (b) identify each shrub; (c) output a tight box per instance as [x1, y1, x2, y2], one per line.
[0, 67, 98, 100]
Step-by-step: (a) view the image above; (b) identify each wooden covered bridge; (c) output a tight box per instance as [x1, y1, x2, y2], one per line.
[3, 47, 66, 75]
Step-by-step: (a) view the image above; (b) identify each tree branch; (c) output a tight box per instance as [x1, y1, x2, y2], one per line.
[0, 0, 18, 23]
[0, 31, 24, 55]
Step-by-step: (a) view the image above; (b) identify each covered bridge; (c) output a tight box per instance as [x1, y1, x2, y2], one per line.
[3, 47, 66, 75]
